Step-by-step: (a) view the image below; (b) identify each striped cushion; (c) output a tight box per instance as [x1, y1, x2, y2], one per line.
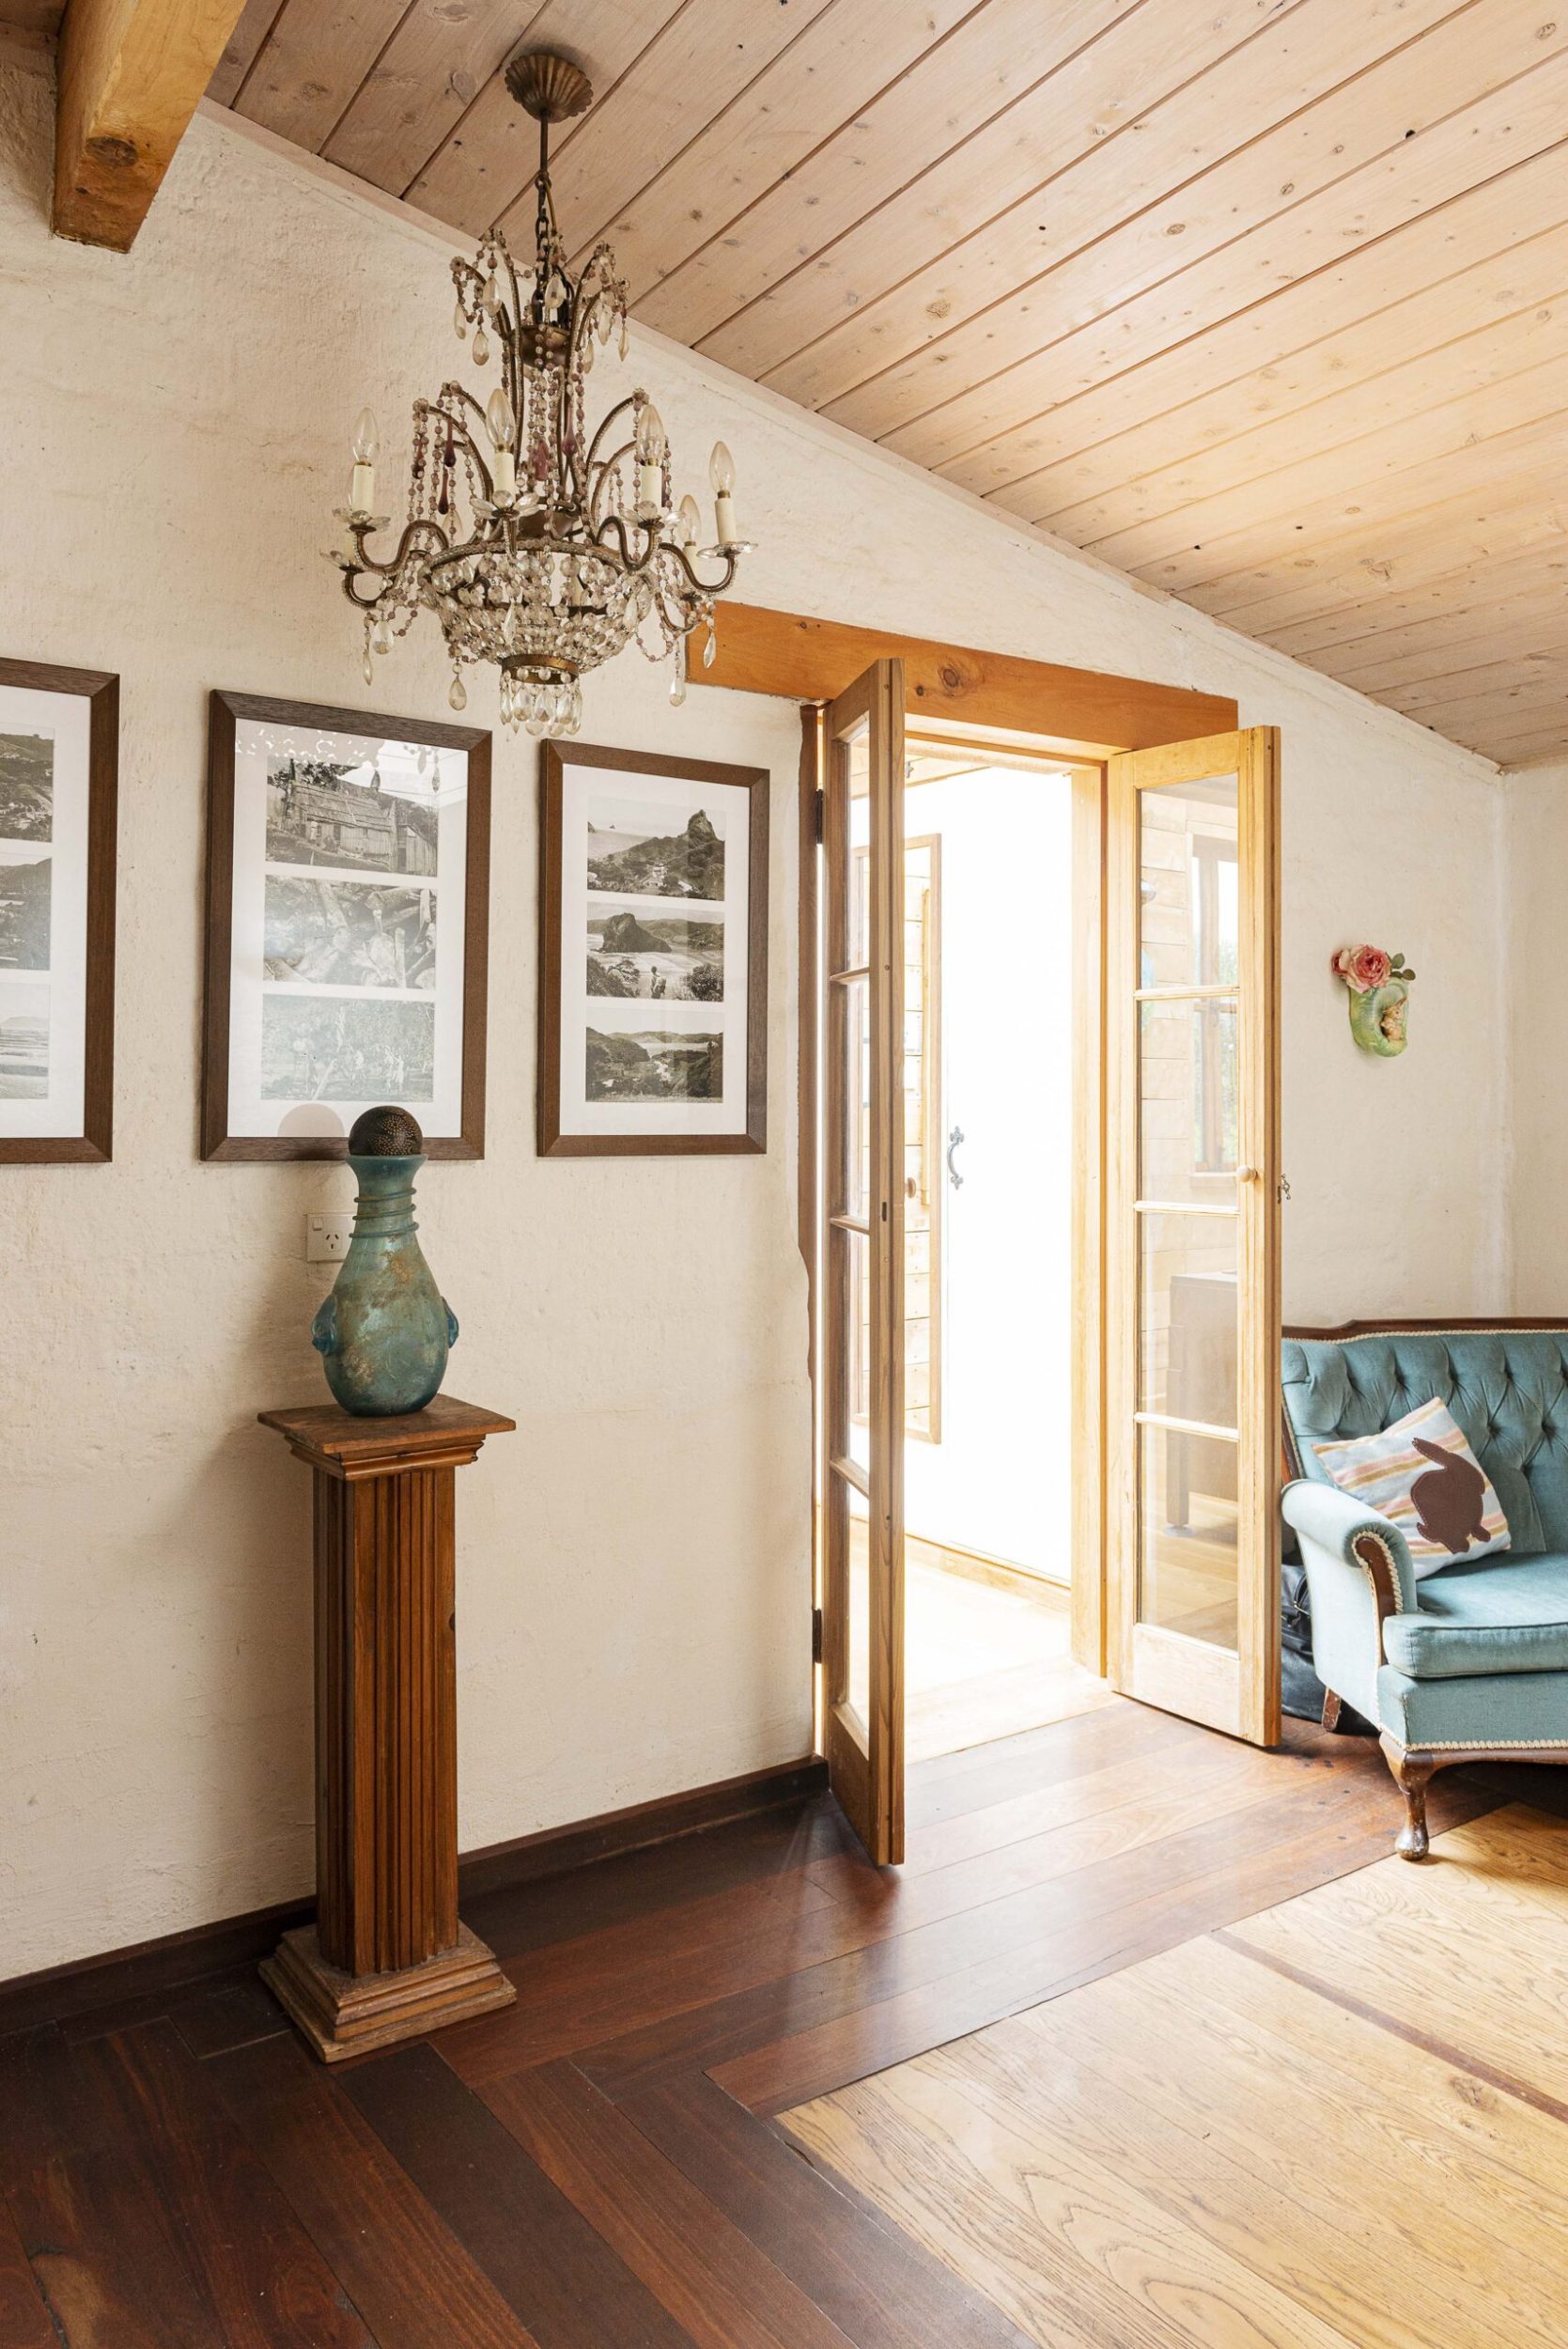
[1308, 1396, 1510, 1579]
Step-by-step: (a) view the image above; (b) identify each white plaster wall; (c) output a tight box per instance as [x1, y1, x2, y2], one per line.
[0, 49, 1513, 1974]
[1504, 759, 1568, 1310]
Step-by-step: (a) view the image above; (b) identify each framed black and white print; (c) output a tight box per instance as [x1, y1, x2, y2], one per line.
[0, 657, 117, 1165]
[538, 739, 768, 1156]
[202, 692, 490, 1160]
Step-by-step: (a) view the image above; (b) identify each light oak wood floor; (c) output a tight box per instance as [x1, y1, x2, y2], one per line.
[784, 1800, 1568, 2349]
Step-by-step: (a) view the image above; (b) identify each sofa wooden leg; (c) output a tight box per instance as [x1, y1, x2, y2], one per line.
[1380, 1734, 1436, 1860]
[1321, 1688, 1343, 1732]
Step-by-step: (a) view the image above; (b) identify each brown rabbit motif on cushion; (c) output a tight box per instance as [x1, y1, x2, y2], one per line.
[1409, 1438, 1490, 1556]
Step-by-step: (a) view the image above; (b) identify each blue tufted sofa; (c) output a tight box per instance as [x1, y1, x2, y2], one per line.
[1282, 1320, 1568, 1858]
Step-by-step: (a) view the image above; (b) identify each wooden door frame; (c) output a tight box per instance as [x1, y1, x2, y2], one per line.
[698, 609, 1240, 1742]
[816, 658, 908, 1865]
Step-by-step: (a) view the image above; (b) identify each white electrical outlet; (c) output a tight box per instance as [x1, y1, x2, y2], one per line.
[305, 1212, 353, 1264]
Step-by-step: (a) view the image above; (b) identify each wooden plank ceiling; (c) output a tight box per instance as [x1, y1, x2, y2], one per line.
[39, 0, 1568, 762]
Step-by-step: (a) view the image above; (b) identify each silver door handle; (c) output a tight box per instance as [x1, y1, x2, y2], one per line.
[947, 1126, 965, 1190]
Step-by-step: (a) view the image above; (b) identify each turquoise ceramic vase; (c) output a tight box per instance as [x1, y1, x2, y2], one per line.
[311, 1106, 458, 1416]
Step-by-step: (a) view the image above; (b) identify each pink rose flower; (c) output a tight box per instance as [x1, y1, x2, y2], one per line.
[1333, 944, 1391, 993]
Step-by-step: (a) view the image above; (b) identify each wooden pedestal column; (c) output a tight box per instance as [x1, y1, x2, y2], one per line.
[257, 1395, 518, 2062]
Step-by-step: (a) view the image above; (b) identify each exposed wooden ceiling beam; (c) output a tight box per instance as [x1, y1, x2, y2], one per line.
[693, 603, 1235, 754]
[54, 0, 250, 250]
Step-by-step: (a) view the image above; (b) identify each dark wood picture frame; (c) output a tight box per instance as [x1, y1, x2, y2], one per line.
[202, 690, 491, 1161]
[538, 738, 768, 1157]
[0, 656, 117, 1165]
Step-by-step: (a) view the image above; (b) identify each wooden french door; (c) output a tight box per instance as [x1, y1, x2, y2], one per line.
[819, 660, 907, 1864]
[1106, 729, 1281, 1744]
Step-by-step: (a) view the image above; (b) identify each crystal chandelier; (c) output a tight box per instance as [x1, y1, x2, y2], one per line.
[328, 50, 751, 739]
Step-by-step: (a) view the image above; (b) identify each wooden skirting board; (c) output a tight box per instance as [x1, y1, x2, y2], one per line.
[693, 603, 1237, 754]
[0, 1754, 827, 2038]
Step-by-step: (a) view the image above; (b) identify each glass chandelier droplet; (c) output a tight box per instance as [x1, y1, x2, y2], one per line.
[448, 672, 467, 710]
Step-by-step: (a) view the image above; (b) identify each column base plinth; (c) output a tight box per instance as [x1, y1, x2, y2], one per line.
[260, 1921, 514, 2063]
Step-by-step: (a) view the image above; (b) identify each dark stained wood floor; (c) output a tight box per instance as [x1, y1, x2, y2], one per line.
[2, 1698, 1556, 2348]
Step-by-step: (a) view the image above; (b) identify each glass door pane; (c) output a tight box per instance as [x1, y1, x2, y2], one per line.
[1137, 770, 1240, 1653]
[819, 660, 906, 1863]
[1108, 731, 1279, 1745]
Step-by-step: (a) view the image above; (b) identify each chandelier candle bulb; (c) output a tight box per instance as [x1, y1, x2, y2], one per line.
[350, 408, 379, 513]
[677, 494, 701, 549]
[486, 387, 518, 505]
[709, 441, 737, 543]
[635, 402, 666, 518]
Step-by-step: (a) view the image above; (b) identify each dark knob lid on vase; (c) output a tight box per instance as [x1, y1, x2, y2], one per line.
[348, 1103, 426, 1157]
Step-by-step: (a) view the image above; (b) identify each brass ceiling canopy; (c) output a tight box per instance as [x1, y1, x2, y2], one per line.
[504, 49, 593, 123]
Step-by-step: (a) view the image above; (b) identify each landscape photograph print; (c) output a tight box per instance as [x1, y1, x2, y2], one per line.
[0, 730, 53, 839]
[585, 1027, 722, 1102]
[0, 979, 47, 1098]
[203, 691, 490, 1160]
[586, 906, 722, 1001]
[260, 992, 436, 1103]
[266, 752, 438, 877]
[0, 660, 118, 1164]
[538, 740, 768, 1157]
[586, 794, 725, 901]
[0, 848, 50, 969]
[0, 734, 54, 1099]
[266, 877, 436, 990]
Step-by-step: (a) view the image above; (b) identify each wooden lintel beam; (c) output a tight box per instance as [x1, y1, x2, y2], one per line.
[54, 0, 250, 251]
[694, 603, 1236, 754]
